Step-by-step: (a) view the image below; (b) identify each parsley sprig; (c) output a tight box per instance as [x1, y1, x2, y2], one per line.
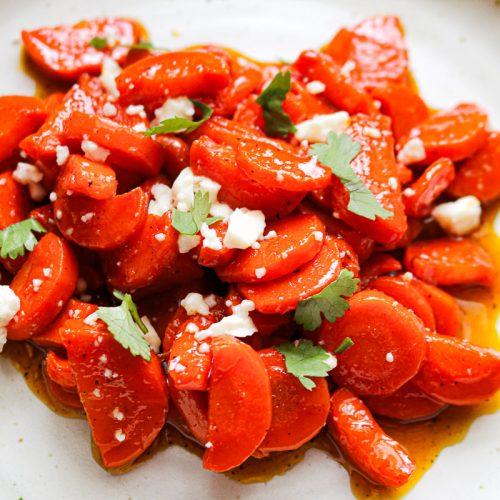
[96, 290, 151, 361]
[311, 132, 393, 221]
[0, 218, 47, 260]
[172, 191, 221, 235]
[89, 37, 164, 52]
[256, 71, 296, 137]
[294, 269, 359, 331]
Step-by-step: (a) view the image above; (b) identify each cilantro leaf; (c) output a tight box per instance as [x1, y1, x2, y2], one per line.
[311, 132, 393, 220]
[277, 340, 335, 390]
[256, 71, 296, 137]
[0, 218, 47, 260]
[144, 100, 213, 136]
[96, 291, 151, 361]
[172, 191, 222, 235]
[294, 269, 359, 331]
[334, 337, 354, 354]
[89, 36, 108, 49]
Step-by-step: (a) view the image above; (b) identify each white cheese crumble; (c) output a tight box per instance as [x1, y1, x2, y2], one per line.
[313, 231, 324, 242]
[49, 192, 58, 202]
[154, 233, 166, 242]
[148, 183, 173, 216]
[386, 352, 395, 363]
[100, 57, 122, 97]
[83, 312, 98, 326]
[32, 279, 43, 292]
[181, 293, 211, 316]
[294, 112, 350, 143]
[80, 212, 95, 223]
[432, 195, 482, 236]
[200, 223, 222, 250]
[198, 342, 210, 353]
[305, 80, 326, 94]
[114, 429, 126, 442]
[297, 156, 324, 179]
[125, 104, 147, 118]
[141, 316, 161, 353]
[209, 201, 234, 220]
[0, 286, 21, 352]
[112, 407, 125, 421]
[81, 140, 110, 163]
[177, 234, 201, 254]
[340, 60, 356, 78]
[13, 162, 46, 201]
[363, 126, 382, 139]
[42, 268, 52, 278]
[255, 267, 267, 279]
[397, 137, 426, 165]
[224, 208, 266, 250]
[102, 101, 118, 117]
[154, 97, 195, 124]
[55, 145, 70, 166]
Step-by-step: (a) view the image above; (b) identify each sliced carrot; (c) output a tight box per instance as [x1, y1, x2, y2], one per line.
[448, 132, 500, 203]
[256, 348, 330, 453]
[0, 96, 48, 162]
[395, 161, 414, 185]
[360, 253, 402, 285]
[238, 235, 341, 314]
[203, 335, 272, 472]
[7, 233, 78, 340]
[45, 350, 77, 390]
[326, 16, 409, 91]
[60, 111, 163, 176]
[217, 214, 325, 283]
[403, 158, 455, 217]
[116, 50, 231, 105]
[363, 381, 446, 422]
[56, 154, 118, 199]
[413, 333, 500, 405]
[54, 187, 148, 250]
[319, 290, 426, 395]
[404, 238, 494, 287]
[328, 388, 415, 487]
[0, 171, 31, 229]
[169, 385, 208, 444]
[155, 134, 190, 181]
[369, 275, 436, 330]
[45, 377, 83, 410]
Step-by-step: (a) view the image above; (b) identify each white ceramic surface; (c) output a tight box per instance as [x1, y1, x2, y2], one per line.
[0, 0, 499, 499]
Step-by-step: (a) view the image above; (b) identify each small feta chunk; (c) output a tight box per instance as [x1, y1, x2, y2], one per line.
[125, 104, 147, 118]
[386, 352, 395, 363]
[148, 183, 173, 216]
[13, 162, 43, 185]
[224, 208, 266, 250]
[305, 80, 326, 95]
[141, 316, 161, 353]
[81, 140, 110, 163]
[363, 126, 382, 139]
[313, 231, 324, 241]
[154, 97, 195, 124]
[112, 407, 125, 421]
[297, 156, 324, 179]
[172, 168, 195, 212]
[397, 137, 426, 165]
[177, 234, 201, 254]
[209, 201, 233, 219]
[295, 112, 350, 143]
[181, 293, 211, 316]
[200, 223, 222, 250]
[340, 60, 356, 78]
[55, 145, 70, 166]
[255, 267, 266, 279]
[114, 429, 126, 442]
[80, 212, 95, 223]
[100, 57, 121, 97]
[102, 102, 118, 117]
[432, 195, 482, 236]
[0, 286, 21, 329]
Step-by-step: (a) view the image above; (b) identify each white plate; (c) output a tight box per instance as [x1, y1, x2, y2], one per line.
[0, 0, 499, 499]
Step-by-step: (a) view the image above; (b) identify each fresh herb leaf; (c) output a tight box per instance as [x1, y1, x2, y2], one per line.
[172, 191, 222, 235]
[334, 337, 354, 354]
[0, 218, 47, 260]
[127, 41, 154, 50]
[89, 36, 108, 49]
[294, 269, 359, 331]
[277, 340, 335, 390]
[256, 71, 296, 137]
[311, 132, 393, 220]
[89, 38, 166, 52]
[96, 290, 151, 361]
[144, 100, 213, 136]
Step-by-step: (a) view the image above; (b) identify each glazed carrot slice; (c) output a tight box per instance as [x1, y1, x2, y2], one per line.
[448, 132, 500, 203]
[319, 290, 426, 395]
[45, 350, 77, 390]
[203, 335, 272, 472]
[22, 17, 141, 80]
[403, 158, 455, 217]
[45, 377, 83, 410]
[360, 253, 402, 285]
[217, 214, 325, 283]
[326, 16, 409, 91]
[411, 279, 461, 337]
[0, 96, 48, 162]
[413, 334, 500, 405]
[169, 385, 208, 444]
[0, 172, 30, 229]
[190, 135, 305, 219]
[54, 187, 148, 250]
[56, 154, 118, 200]
[155, 134, 190, 181]
[398, 104, 489, 164]
[196, 220, 236, 268]
[256, 348, 330, 453]
[103, 212, 178, 290]
[371, 84, 429, 141]
[293, 50, 375, 114]
[7, 233, 78, 340]
[329, 114, 408, 248]
[238, 235, 341, 314]
[395, 161, 414, 185]
[404, 238, 494, 287]
[236, 138, 331, 192]
[62, 320, 168, 468]
[328, 388, 415, 487]
[369, 275, 436, 330]
[363, 381, 446, 422]
[116, 50, 231, 105]
[60, 111, 163, 176]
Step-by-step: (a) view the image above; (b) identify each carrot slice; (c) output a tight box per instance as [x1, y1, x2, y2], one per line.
[363, 381, 446, 422]
[256, 348, 330, 453]
[116, 50, 231, 105]
[103, 212, 178, 290]
[60, 111, 163, 176]
[404, 238, 494, 287]
[0, 96, 48, 162]
[238, 235, 341, 314]
[7, 233, 78, 340]
[328, 388, 415, 487]
[403, 158, 455, 217]
[155, 134, 190, 181]
[217, 214, 325, 283]
[203, 335, 272, 472]
[45, 350, 76, 390]
[413, 334, 500, 405]
[319, 290, 426, 395]
[448, 132, 500, 204]
[360, 253, 402, 285]
[45, 377, 83, 410]
[54, 187, 148, 250]
[56, 154, 118, 200]
[0, 171, 30, 229]
[62, 320, 168, 468]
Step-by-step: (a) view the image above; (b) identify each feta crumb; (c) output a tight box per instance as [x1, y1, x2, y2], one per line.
[397, 137, 426, 165]
[114, 429, 126, 442]
[294, 112, 350, 143]
[154, 233, 166, 242]
[93, 388, 101, 398]
[81, 140, 110, 163]
[177, 234, 201, 254]
[55, 145, 70, 166]
[132, 123, 147, 132]
[200, 223, 222, 250]
[171, 168, 195, 212]
[388, 177, 398, 190]
[402, 272, 414, 282]
[224, 208, 266, 250]
[99, 354, 107, 363]
[80, 212, 95, 223]
[13, 162, 43, 185]
[181, 293, 211, 316]
[198, 342, 210, 353]
[386, 352, 395, 363]
[32, 279, 43, 292]
[148, 183, 173, 216]
[100, 57, 121, 97]
[0, 286, 21, 352]
[154, 97, 195, 124]
[297, 156, 325, 179]
[262, 230, 277, 240]
[209, 201, 233, 219]
[49, 192, 58, 202]
[102, 102, 118, 117]
[255, 267, 267, 279]
[305, 80, 326, 94]
[205, 441, 213, 449]
[313, 231, 324, 242]
[55, 209, 63, 220]
[84, 312, 98, 326]
[125, 104, 146, 118]
[141, 316, 161, 353]
[112, 407, 125, 421]
[251, 241, 261, 250]
[42, 268, 52, 278]
[432, 195, 482, 236]
[185, 322, 199, 334]
[340, 60, 356, 78]
[363, 126, 382, 139]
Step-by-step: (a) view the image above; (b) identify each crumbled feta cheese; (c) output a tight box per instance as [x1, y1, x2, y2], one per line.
[262, 230, 277, 240]
[181, 292, 211, 316]
[49, 192, 58, 202]
[401, 272, 414, 282]
[100, 57, 121, 97]
[397, 137, 426, 165]
[255, 267, 267, 279]
[205, 441, 213, 449]
[80, 212, 95, 223]
[388, 177, 398, 190]
[13, 162, 43, 184]
[313, 231, 324, 242]
[114, 429, 126, 442]
[297, 156, 324, 179]
[200, 223, 223, 250]
[141, 316, 161, 353]
[0, 286, 21, 350]
[93, 388, 101, 398]
[251, 241, 261, 250]
[198, 342, 210, 353]
[112, 407, 125, 421]
[81, 140, 110, 163]
[132, 123, 147, 132]
[224, 208, 266, 250]
[363, 126, 382, 139]
[154, 97, 195, 124]
[185, 322, 199, 334]
[55, 145, 70, 166]
[42, 268, 52, 278]
[305, 80, 326, 94]
[195, 300, 257, 341]
[171, 168, 195, 212]
[177, 234, 201, 254]
[154, 233, 166, 242]
[340, 60, 356, 78]
[432, 195, 482, 236]
[294, 112, 350, 143]
[148, 183, 173, 216]
[32, 279, 43, 292]
[125, 104, 146, 118]
[386, 352, 395, 363]
[84, 312, 98, 326]
[102, 102, 118, 117]
[209, 201, 233, 219]
[55, 209, 63, 220]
